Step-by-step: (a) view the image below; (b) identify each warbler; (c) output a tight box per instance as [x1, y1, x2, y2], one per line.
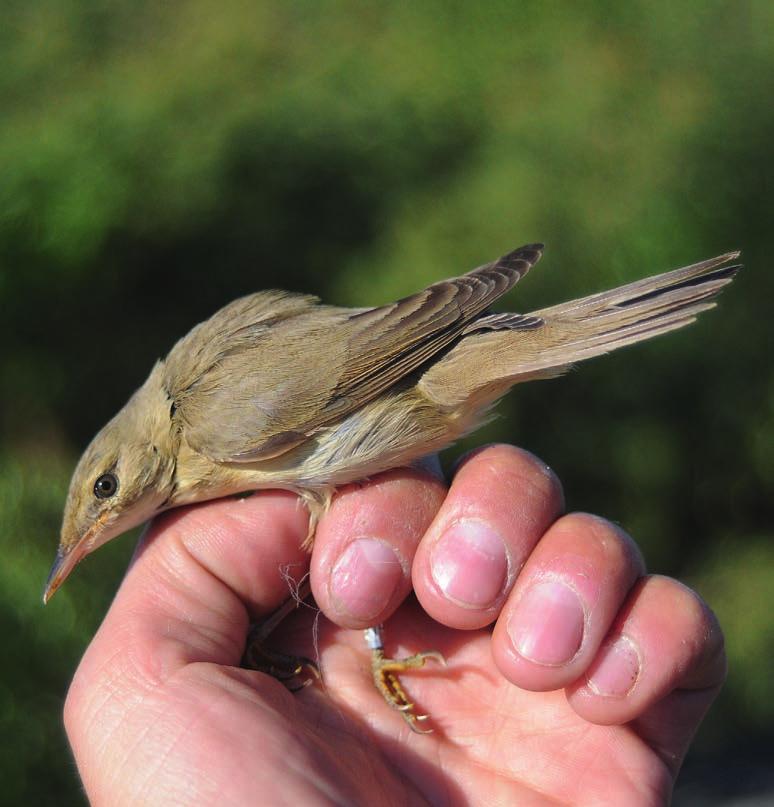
[45, 243, 740, 729]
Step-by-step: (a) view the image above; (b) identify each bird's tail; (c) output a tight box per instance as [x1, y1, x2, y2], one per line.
[418, 251, 741, 412]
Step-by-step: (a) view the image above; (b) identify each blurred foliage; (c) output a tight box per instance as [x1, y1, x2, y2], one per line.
[0, 1, 771, 803]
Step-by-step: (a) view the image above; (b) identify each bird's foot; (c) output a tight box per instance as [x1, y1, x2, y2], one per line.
[242, 576, 320, 691]
[365, 626, 445, 734]
[243, 634, 320, 691]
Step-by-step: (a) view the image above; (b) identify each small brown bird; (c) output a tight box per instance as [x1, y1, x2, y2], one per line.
[45, 244, 740, 728]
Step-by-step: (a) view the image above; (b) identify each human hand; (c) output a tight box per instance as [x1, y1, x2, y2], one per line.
[64, 445, 726, 805]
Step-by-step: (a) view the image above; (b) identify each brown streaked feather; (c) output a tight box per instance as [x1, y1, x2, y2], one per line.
[174, 244, 543, 462]
[316, 244, 544, 412]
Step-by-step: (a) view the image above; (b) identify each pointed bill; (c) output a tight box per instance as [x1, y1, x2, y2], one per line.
[43, 533, 91, 604]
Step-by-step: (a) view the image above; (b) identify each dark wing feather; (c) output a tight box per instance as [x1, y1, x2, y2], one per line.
[320, 244, 544, 412]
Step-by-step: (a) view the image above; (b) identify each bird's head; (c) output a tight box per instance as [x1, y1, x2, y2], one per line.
[44, 364, 177, 602]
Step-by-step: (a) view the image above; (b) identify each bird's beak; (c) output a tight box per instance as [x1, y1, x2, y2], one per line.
[44, 491, 164, 604]
[43, 529, 93, 604]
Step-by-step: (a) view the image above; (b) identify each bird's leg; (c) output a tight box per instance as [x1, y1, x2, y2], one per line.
[365, 625, 445, 733]
[242, 576, 320, 691]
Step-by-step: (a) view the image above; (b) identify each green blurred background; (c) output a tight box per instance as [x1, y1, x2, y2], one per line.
[1, 1, 772, 803]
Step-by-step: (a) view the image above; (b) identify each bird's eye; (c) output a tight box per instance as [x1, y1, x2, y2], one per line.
[94, 473, 119, 499]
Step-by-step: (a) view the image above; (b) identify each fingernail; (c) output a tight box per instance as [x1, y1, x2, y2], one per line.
[586, 635, 641, 697]
[431, 520, 508, 608]
[508, 580, 585, 665]
[330, 539, 403, 621]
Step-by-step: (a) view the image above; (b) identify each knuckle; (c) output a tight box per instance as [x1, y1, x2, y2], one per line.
[553, 512, 646, 573]
[458, 443, 565, 510]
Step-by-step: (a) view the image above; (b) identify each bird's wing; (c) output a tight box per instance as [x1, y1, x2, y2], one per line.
[174, 244, 543, 462]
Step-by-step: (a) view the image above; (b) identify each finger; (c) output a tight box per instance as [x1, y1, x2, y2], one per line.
[310, 466, 447, 628]
[566, 575, 727, 760]
[491, 513, 645, 690]
[412, 444, 565, 629]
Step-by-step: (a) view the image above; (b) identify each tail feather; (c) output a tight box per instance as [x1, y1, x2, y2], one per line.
[519, 252, 740, 369]
[418, 251, 741, 412]
[532, 251, 739, 320]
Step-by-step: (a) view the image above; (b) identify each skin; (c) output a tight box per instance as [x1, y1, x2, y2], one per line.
[64, 445, 726, 806]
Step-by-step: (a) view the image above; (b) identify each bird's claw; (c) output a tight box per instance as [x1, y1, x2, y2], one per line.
[243, 630, 321, 692]
[370, 646, 446, 733]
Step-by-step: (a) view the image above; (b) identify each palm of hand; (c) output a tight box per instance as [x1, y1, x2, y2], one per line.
[153, 602, 672, 806]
